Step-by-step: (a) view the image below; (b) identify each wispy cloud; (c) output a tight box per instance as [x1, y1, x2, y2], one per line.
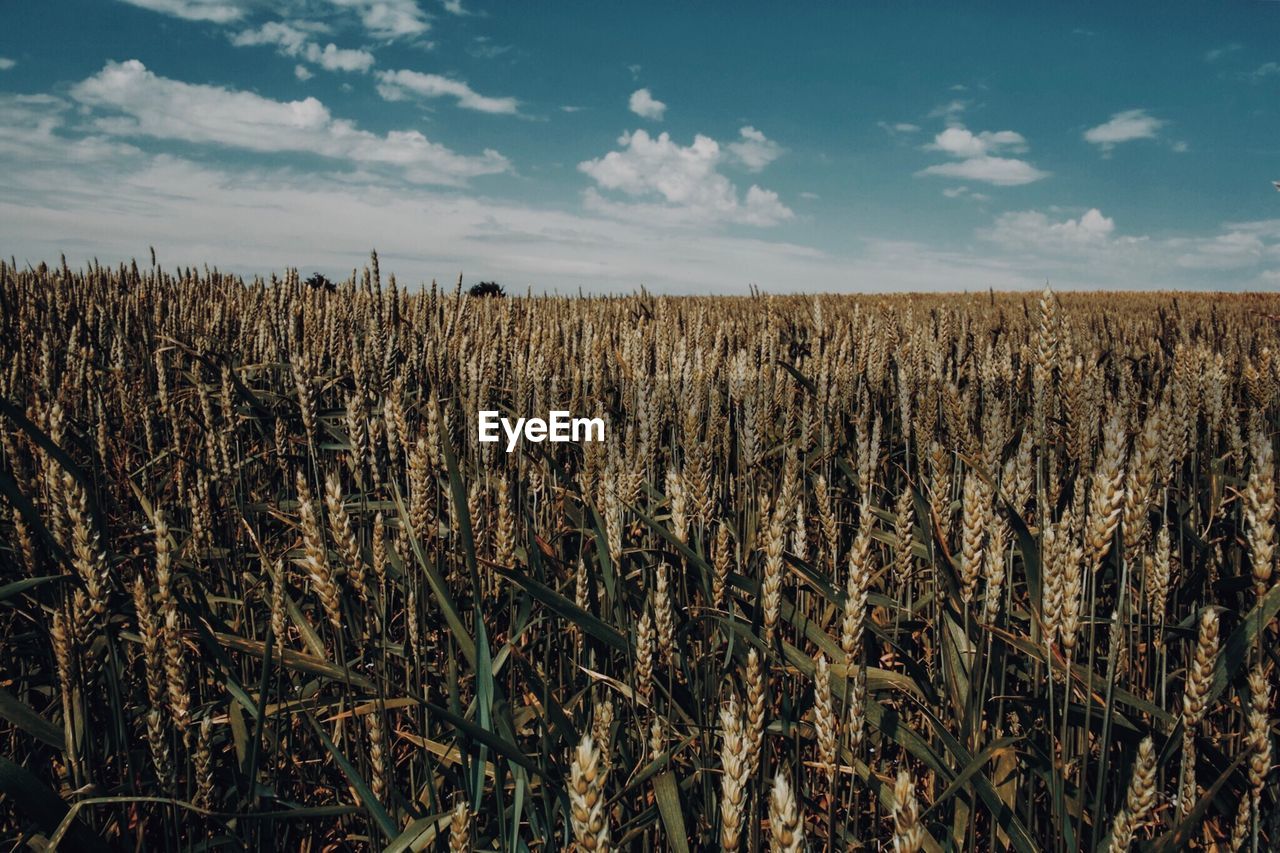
[628, 88, 666, 121]
[1205, 43, 1241, 62]
[0, 57, 15, 71]
[917, 124, 1046, 186]
[1083, 109, 1165, 150]
[928, 99, 969, 121]
[69, 60, 509, 184]
[441, 0, 470, 15]
[376, 69, 519, 114]
[232, 22, 375, 73]
[578, 129, 792, 227]
[942, 186, 990, 202]
[1245, 61, 1280, 82]
[116, 0, 243, 23]
[468, 37, 514, 60]
[877, 121, 920, 135]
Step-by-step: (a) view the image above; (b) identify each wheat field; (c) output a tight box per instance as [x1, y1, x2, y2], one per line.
[0, 256, 1277, 851]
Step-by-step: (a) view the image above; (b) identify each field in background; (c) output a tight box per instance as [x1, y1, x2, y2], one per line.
[0, 257, 1278, 851]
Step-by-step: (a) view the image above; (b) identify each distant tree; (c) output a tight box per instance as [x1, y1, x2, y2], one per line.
[306, 272, 336, 293]
[469, 281, 506, 298]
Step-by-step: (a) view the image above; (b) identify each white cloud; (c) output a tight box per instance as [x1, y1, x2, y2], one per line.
[5, 118, 1276, 292]
[942, 186, 992, 202]
[727, 126, 783, 172]
[7, 88, 1276, 294]
[121, 0, 429, 39]
[984, 208, 1115, 250]
[375, 69, 518, 114]
[1166, 221, 1279, 269]
[441, 0, 469, 15]
[927, 127, 1027, 158]
[980, 207, 1280, 280]
[325, 0, 430, 39]
[295, 64, 314, 80]
[578, 129, 792, 227]
[628, 88, 666, 121]
[877, 121, 921, 136]
[1083, 109, 1165, 149]
[0, 125, 844, 293]
[69, 60, 509, 185]
[917, 123, 1046, 186]
[232, 22, 375, 73]
[232, 21, 311, 52]
[0, 93, 143, 166]
[918, 156, 1047, 186]
[116, 0, 243, 22]
[0, 57, 15, 71]
[306, 42, 376, 72]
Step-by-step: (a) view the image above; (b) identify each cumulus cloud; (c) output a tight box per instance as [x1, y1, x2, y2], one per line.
[927, 127, 1027, 158]
[578, 129, 792, 227]
[1165, 220, 1280, 269]
[69, 60, 509, 184]
[0, 57, 15, 71]
[232, 22, 375, 73]
[1083, 109, 1165, 150]
[916, 123, 1046, 186]
[441, 0, 469, 15]
[375, 69, 518, 114]
[116, 0, 243, 22]
[727, 126, 783, 172]
[0, 105, 845, 294]
[984, 207, 1279, 271]
[628, 88, 666, 121]
[5, 109, 1277, 292]
[976, 205, 1280, 284]
[983, 208, 1116, 250]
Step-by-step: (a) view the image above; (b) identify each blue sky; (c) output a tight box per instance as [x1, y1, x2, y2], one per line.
[2, 1, 1279, 292]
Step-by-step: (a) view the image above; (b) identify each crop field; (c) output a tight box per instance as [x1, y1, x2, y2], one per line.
[0, 257, 1278, 851]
